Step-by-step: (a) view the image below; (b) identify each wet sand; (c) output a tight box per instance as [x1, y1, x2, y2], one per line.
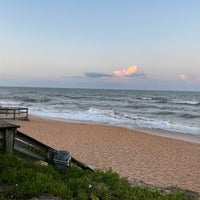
[9, 115, 200, 193]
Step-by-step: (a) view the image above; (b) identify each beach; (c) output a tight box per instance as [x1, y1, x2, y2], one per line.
[9, 115, 200, 193]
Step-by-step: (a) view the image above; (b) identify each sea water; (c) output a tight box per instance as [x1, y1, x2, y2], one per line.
[0, 87, 200, 135]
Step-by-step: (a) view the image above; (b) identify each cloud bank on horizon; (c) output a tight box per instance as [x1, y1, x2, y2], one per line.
[83, 65, 139, 79]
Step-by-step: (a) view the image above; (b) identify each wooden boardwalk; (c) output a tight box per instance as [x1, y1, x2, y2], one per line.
[0, 107, 28, 120]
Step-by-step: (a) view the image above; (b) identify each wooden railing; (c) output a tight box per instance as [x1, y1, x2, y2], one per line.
[14, 130, 56, 164]
[0, 121, 93, 171]
[0, 107, 28, 120]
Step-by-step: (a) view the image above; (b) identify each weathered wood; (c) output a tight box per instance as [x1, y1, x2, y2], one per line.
[0, 130, 4, 139]
[14, 138, 47, 158]
[5, 128, 15, 154]
[0, 121, 92, 171]
[15, 131, 56, 164]
[0, 121, 20, 154]
[16, 131, 51, 152]
[0, 125, 5, 150]
[14, 141, 47, 162]
[0, 107, 28, 120]
[0, 121, 20, 129]
[71, 157, 94, 171]
[0, 138, 4, 149]
[26, 109, 29, 120]
[48, 148, 57, 165]
[13, 109, 16, 119]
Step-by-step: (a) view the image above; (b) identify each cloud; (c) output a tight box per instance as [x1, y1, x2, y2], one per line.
[179, 73, 200, 81]
[70, 65, 145, 80]
[85, 72, 113, 78]
[71, 76, 84, 79]
[114, 65, 137, 77]
[179, 74, 188, 81]
[132, 72, 147, 78]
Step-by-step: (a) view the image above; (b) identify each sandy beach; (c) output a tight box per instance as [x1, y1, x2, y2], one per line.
[9, 115, 200, 193]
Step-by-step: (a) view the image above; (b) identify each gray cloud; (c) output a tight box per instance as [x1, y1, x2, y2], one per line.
[85, 72, 113, 78]
[117, 72, 148, 78]
[69, 71, 147, 79]
[71, 76, 84, 79]
[131, 72, 148, 78]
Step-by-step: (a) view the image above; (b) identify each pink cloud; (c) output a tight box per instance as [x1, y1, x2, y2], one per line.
[179, 73, 200, 81]
[114, 65, 137, 77]
[179, 74, 188, 81]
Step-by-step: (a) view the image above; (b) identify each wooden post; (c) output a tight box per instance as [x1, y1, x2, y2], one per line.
[26, 108, 29, 120]
[48, 148, 56, 165]
[5, 128, 16, 154]
[14, 109, 16, 119]
[0, 121, 20, 154]
[0, 130, 4, 150]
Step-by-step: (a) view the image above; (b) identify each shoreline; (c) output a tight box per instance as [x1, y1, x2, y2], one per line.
[135, 127, 200, 144]
[29, 114, 200, 144]
[8, 115, 200, 193]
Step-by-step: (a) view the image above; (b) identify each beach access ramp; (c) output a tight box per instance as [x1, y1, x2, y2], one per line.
[0, 121, 93, 171]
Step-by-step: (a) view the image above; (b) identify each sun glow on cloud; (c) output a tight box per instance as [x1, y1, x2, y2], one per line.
[179, 74, 188, 81]
[114, 65, 137, 77]
[179, 73, 200, 81]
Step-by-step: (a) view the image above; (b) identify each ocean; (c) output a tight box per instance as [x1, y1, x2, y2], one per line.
[0, 87, 200, 135]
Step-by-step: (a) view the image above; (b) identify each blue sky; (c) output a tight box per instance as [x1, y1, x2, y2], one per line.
[0, 0, 200, 90]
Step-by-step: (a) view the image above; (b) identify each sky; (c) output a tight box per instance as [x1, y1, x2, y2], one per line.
[0, 0, 200, 91]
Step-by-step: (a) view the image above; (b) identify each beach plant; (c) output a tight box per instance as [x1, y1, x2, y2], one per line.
[0, 153, 198, 200]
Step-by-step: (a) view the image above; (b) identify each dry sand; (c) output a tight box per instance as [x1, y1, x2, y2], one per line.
[9, 115, 200, 193]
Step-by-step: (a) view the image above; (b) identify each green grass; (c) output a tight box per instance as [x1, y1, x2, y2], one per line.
[0, 153, 199, 200]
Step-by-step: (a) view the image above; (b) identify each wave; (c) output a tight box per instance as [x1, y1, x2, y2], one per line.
[172, 100, 200, 106]
[156, 99, 169, 104]
[136, 97, 153, 100]
[135, 97, 200, 106]
[179, 113, 200, 119]
[89, 107, 118, 118]
[87, 107, 200, 134]
[1, 87, 200, 135]
[125, 105, 152, 109]
[136, 96, 170, 105]
[88, 107, 140, 120]
[15, 97, 51, 103]
[155, 111, 176, 115]
[136, 96, 168, 101]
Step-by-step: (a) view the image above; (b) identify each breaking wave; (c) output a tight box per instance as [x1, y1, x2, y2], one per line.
[172, 100, 200, 106]
[0, 87, 200, 135]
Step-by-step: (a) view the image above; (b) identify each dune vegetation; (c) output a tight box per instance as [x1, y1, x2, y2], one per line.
[0, 153, 198, 200]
